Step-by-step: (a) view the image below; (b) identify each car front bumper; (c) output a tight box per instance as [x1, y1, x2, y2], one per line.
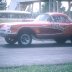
[0, 29, 7, 37]
[0, 29, 17, 37]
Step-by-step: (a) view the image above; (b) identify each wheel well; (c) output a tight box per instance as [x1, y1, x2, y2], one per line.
[17, 27, 36, 37]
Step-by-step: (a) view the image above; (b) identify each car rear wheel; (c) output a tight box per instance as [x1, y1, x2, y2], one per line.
[70, 37, 72, 43]
[5, 36, 17, 44]
[18, 32, 32, 46]
[55, 38, 66, 44]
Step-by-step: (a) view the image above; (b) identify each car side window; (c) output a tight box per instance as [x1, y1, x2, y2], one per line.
[52, 16, 61, 22]
[52, 15, 70, 23]
[61, 16, 70, 23]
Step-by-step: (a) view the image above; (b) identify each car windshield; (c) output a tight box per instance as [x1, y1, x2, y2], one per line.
[35, 14, 52, 22]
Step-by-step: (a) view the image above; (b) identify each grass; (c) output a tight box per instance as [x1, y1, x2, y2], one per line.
[0, 63, 72, 72]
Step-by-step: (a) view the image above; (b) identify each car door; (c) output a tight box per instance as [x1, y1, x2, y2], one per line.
[36, 14, 54, 38]
[35, 14, 53, 38]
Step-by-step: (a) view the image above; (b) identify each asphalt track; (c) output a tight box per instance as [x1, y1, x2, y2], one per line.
[0, 38, 72, 67]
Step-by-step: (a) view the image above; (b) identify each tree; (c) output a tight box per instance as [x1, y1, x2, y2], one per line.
[0, 0, 2, 2]
[0, 0, 7, 10]
[41, 2, 49, 13]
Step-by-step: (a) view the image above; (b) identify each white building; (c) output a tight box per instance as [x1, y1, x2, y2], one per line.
[7, 0, 71, 13]
[7, 0, 40, 10]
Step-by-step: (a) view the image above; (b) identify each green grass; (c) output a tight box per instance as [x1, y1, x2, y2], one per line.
[0, 63, 72, 72]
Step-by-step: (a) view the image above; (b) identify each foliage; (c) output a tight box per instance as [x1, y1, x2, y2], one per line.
[41, 2, 49, 13]
[0, 63, 72, 72]
[0, 0, 7, 10]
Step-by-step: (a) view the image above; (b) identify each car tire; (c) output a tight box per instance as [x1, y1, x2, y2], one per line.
[18, 32, 32, 46]
[5, 36, 17, 44]
[55, 38, 66, 44]
[70, 37, 72, 43]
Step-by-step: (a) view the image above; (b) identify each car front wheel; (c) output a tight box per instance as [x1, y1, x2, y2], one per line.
[5, 36, 17, 44]
[18, 32, 32, 46]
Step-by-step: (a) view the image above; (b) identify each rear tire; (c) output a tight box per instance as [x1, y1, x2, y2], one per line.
[18, 32, 32, 46]
[55, 38, 66, 44]
[70, 37, 72, 43]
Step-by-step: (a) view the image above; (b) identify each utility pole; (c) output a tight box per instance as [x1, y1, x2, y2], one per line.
[67, 1, 71, 17]
[53, 0, 56, 12]
[39, 0, 41, 13]
[49, 0, 50, 12]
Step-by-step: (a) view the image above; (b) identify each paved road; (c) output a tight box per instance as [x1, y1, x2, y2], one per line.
[0, 38, 72, 67]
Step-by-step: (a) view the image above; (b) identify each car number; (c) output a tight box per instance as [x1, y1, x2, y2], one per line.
[51, 24, 64, 31]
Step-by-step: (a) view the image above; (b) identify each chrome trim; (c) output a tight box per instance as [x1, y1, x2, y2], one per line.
[37, 33, 63, 36]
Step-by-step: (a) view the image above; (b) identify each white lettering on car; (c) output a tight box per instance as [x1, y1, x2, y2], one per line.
[51, 24, 64, 31]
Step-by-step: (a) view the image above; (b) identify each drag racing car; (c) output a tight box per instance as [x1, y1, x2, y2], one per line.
[0, 12, 72, 46]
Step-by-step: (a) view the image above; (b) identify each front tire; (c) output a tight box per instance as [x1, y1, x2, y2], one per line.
[18, 32, 32, 46]
[5, 36, 17, 44]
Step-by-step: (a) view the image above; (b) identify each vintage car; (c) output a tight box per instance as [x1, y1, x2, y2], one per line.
[0, 12, 72, 46]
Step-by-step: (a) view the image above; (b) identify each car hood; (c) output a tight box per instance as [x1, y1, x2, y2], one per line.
[0, 21, 50, 26]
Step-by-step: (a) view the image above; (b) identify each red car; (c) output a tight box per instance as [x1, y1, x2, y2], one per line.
[0, 12, 72, 46]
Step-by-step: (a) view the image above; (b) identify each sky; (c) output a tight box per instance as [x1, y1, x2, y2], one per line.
[61, 2, 68, 11]
[6, 0, 11, 6]
[33, 2, 39, 12]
